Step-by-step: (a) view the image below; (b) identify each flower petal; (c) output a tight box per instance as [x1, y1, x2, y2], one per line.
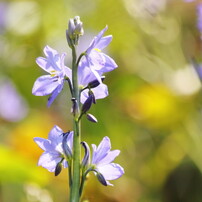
[96, 35, 112, 50]
[47, 83, 64, 107]
[92, 136, 111, 165]
[91, 83, 108, 100]
[33, 137, 53, 151]
[98, 53, 118, 74]
[97, 150, 120, 166]
[86, 26, 108, 54]
[38, 151, 62, 172]
[78, 60, 97, 85]
[42, 46, 63, 71]
[32, 75, 59, 96]
[36, 57, 55, 73]
[97, 163, 124, 182]
[48, 125, 63, 144]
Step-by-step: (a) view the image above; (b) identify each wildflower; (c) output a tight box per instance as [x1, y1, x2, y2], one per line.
[33, 125, 73, 173]
[78, 61, 108, 103]
[82, 26, 118, 83]
[32, 46, 71, 107]
[91, 136, 124, 186]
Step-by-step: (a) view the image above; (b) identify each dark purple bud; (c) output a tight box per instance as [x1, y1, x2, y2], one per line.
[88, 76, 105, 88]
[62, 132, 72, 158]
[88, 91, 96, 104]
[81, 93, 95, 114]
[96, 171, 107, 186]
[55, 162, 62, 176]
[86, 113, 98, 123]
[81, 141, 90, 168]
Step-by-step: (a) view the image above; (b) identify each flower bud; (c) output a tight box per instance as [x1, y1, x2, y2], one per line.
[55, 162, 62, 176]
[81, 92, 95, 114]
[71, 97, 79, 116]
[68, 19, 75, 39]
[86, 113, 98, 123]
[66, 16, 84, 47]
[96, 171, 107, 186]
[81, 141, 90, 168]
[74, 16, 84, 36]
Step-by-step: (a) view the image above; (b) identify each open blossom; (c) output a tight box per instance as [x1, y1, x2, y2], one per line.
[32, 46, 71, 107]
[78, 60, 108, 103]
[34, 125, 73, 172]
[91, 136, 124, 186]
[82, 26, 118, 83]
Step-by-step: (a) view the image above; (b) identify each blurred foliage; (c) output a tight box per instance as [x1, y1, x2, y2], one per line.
[1, 0, 202, 201]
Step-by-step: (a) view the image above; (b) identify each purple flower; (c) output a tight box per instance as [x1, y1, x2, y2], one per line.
[32, 46, 71, 107]
[91, 136, 124, 186]
[78, 61, 108, 103]
[82, 26, 118, 83]
[34, 126, 73, 172]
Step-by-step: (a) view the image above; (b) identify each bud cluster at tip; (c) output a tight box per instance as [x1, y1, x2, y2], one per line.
[66, 16, 84, 47]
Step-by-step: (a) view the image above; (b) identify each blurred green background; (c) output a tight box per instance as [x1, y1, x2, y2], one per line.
[1, 0, 202, 201]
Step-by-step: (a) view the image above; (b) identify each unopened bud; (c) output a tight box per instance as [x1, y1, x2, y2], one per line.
[97, 172, 107, 186]
[81, 141, 90, 168]
[55, 162, 62, 176]
[86, 113, 98, 123]
[81, 92, 95, 114]
[66, 16, 84, 47]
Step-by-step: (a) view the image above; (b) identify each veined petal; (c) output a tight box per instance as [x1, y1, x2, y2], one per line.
[91, 83, 108, 100]
[33, 137, 53, 151]
[36, 57, 56, 73]
[48, 125, 63, 144]
[86, 26, 108, 54]
[47, 83, 64, 107]
[78, 60, 97, 86]
[98, 53, 118, 73]
[44, 45, 58, 58]
[43, 46, 63, 71]
[97, 163, 124, 182]
[32, 75, 59, 96]
[97, 150, 120, 166]
[92, 136, 111, 165]
[96, 35, 112, 50]
[38, 151, 62, 172]
[64, 66, 72, 79]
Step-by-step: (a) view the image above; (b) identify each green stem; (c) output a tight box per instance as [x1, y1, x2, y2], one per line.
[69, 45, 81, 202]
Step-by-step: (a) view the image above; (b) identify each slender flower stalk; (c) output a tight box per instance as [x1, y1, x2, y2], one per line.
[70, 44, 81, 202]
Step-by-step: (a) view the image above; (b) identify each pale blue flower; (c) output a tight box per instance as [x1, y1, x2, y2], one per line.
[91, 136, 124, 186]
[78, 60, 108, 103]
[32, 46, 71, 107]
[34, 125, 73, 172]
[82, 26, 118, 83]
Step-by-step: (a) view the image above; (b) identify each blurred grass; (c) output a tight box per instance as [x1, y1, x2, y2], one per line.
[1, 0, 202, 201]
